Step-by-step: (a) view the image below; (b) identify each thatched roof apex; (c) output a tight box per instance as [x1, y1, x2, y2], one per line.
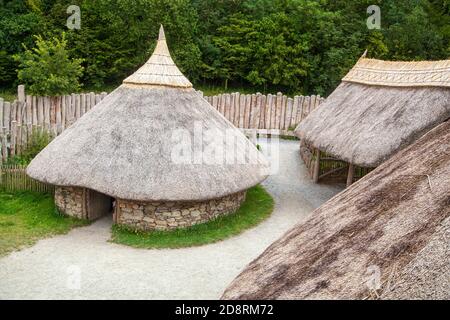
[295, 57, 450, 167]
[223, 121, 450, 300]
[123, 25, 192, 88]
[343, 57, 450, 88]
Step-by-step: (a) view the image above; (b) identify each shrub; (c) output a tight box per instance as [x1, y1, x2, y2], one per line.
[13, 33, 83, 96]
[7, 129, 52, 165]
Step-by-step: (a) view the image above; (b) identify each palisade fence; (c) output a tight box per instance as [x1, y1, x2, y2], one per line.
[0, 85, 324, 193]
[0, 164, 54, 194]
[202, 92, 324, 133]
[0, 85, 108, 163]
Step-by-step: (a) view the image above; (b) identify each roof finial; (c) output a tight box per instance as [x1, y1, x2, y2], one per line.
[158, 25, 166, 41]
[361, 49, 368, 59]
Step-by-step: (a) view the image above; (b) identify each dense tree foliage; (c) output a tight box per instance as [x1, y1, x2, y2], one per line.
[1, 0, 448, 96]
[14, 33, 83, 95]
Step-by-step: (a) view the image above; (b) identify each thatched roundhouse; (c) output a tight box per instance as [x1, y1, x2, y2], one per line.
[295, 56, 450, 185]
[223, 121, 450, 300]
[27, 26, 269, 230]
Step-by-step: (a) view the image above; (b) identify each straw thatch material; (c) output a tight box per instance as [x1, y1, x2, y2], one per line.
[123, 25, 192, 88]
[27, 26, 269, 201]
[295, 58, 450, 168]
[223, 121, 450, 300]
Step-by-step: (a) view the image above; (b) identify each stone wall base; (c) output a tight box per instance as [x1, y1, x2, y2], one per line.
[115, 191, 247, 231]
[55, 186, 87, 219]
[55, 186, 247, 231]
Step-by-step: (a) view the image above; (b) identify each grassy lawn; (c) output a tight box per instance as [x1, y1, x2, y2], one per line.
[0, 191, 89, 256]
[111, 185, 274, 249]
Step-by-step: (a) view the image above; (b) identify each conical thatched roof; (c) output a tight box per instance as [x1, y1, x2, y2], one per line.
[27, 26, 269, 201]
[295, 57, 450, 168]
[223, 121, 450, 300]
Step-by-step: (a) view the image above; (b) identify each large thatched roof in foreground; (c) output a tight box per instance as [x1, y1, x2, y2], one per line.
[27, 26, 269, 201]
[295, 58, 450, 168]
[223, 121, 450, 300]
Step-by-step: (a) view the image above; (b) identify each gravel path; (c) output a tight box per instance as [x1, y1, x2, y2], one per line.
[0, 140, 343, 299]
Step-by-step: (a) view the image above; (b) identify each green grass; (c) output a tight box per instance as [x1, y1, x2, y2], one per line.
[0, 191, 89, 256]
[111, 185, 274, 249]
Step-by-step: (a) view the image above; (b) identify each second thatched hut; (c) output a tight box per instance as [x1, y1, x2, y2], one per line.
[295, 56, 450, 186]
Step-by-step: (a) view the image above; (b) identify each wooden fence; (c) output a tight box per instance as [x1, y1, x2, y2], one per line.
[0, 85, 324, 164]
[0, 164, 54, 193]
[0, 85, 108, 163]
[202, 92, 324, 132]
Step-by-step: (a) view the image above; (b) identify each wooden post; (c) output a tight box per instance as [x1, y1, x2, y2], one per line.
[16, 101, 22, 155]
[32, 96, 38, 125]
[229, 93, 235, 122]
[259, 94, 266, 129]
[291, 96, 299, 128]
[224, 93, 231, 120]
[3, 102, 10, 132]
[250, 93, 260, 129]
[17, 85, 25, 103]
[56, 96, 62, 134]
[75, 94, 81, 119]
[347, 163, 355, 187]
[265, 94, 273, 129]
[245, 94, 252, 128]
[61, 96, 66, 131]
[26, 95, 32, 128]
[10, 120, 16, 157]
[233, 92, 240, 126]
[313, 148, 320, 183]
[1, 127, 7, 163]
[285, 97, 293, 130]
[89, 92, 95, 111]
[0, 98, 3, 131]
[80, 93, 86, 116]
[37, 97, 44, 126]
[280, 94, 287, 130]
[275, 92, 282, 129]
[237, 94, 244, 128]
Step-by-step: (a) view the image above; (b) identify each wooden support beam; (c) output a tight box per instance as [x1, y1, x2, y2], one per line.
[313, 149, 320, 183]
[347, 163, 355, 187]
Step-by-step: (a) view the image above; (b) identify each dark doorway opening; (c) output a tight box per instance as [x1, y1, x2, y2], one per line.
[86, 189, 114, 220]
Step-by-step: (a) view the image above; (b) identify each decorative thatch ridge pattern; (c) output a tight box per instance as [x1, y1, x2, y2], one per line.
[342, 58, 450, 87]
[123, 25, 192, 88]
[223, 121, 450, 300]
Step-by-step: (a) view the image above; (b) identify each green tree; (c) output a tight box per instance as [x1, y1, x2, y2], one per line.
[13, 32, 83, 96]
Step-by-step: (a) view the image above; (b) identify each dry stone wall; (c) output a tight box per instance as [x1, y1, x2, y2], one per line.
[115, 191, 247, 231]
[55, 186, 86, 219]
